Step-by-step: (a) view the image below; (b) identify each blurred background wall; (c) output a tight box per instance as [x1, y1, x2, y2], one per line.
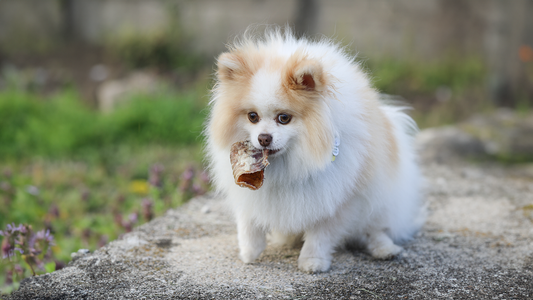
[0, 0, 532, 105]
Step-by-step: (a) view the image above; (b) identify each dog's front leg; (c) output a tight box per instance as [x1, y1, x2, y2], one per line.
[298, 223, 341, 273]
[237, 216, 266, 263]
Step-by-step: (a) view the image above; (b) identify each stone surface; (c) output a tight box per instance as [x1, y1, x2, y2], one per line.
[5, 134, 533, 299]
[461, 109, 533, 160]
[417, 126, 487, 164]
[97, 72, 162, 113]
[418, 110, 533, 164]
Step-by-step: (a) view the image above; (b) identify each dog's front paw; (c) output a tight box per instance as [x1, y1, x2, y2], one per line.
[369, 243, 403, 260]
[298, 257, 331, 273]
[239, 246, 264, 264]
[237, 219, 266, 264]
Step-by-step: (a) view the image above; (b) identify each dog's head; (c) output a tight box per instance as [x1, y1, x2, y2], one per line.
[208, 46, 335, 172]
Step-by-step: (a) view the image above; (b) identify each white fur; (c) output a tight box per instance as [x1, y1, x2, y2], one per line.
[205, 28, 424, 273]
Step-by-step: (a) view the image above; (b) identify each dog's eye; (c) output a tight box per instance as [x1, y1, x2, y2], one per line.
[248, 112, 259, 123]
[277, 113, 292, 125]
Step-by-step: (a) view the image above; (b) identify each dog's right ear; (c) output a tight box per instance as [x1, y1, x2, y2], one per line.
[217, 52, 252, 82]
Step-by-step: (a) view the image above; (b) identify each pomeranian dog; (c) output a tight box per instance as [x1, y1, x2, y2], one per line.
[205, 27, 423, 273]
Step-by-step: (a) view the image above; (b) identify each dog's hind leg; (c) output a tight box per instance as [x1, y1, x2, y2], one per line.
[366, 229, 403, 259]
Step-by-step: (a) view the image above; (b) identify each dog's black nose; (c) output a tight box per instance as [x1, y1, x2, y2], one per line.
[258, 134, 272, 147]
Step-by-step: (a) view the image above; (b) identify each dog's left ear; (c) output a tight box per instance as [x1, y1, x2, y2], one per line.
[284, 55, 326, 93]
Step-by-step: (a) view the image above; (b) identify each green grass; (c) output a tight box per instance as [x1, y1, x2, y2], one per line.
[0, 86, 210, 294]
[366, 56, 486, 95]
[363, 56, 491, 128]
[0, 87, 207, 159]
[0, 144, 210, 293]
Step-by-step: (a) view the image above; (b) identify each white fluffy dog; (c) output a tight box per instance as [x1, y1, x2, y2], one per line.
[205, 27, 424, 273]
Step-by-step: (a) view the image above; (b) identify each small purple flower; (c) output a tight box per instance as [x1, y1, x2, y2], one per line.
[98, 235, 109, 248]
[14, 264, 23, 273]
[5, 270, 13, 285]
[26, 229, 55, 256]
[122, 223, 132, 232]
[128, 212, 138, 224]
[49, 204, 60, 218]
[200, 170, 210, 185]
[33, 230, 44, 240]
[34, 229, 55, 245]
[114, 213, 123, 226]
[6, 223, 26, 234]
[149, 164, 165, 188]
[0, 180, 11, 192]
[2, 169, 12, 178]
[1, 240, 23, 259]
[121, 213, 139, 233]
[142, 198, 154, 221]
[26, 240, 39, 256]
[192, 183, 205, 196]
[81, 189, 90, 202]
[116, 194, 126, 204]
[82, 229, 91, 241]
[54, 260, 65, 271]
[179, 166, 195, 192]
[2, 241, 13, 258]
[181, 166, 194, 181]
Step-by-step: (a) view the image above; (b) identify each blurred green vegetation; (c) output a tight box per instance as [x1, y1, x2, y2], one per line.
[0, 145, 210, 293]
[365, 56, 492, 128]
[0, 87, 206, 159]
[109, 33, 205, 71]
[367, 57, 486, 94]
[0, 85, 210, 293]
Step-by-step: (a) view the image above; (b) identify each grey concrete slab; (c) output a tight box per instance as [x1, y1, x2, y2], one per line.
[5, 160, 533, 299]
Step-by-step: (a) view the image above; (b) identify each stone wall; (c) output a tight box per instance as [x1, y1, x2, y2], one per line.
[0, 0, 63, 53]
[0, 0, 530, 59]
[1, 0, 532, 100]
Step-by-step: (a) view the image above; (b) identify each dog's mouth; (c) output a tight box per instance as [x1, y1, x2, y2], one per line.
[268, 149, 281, 155]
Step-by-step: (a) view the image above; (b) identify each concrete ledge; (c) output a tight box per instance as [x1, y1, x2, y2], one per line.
[6, 161, 533, 299]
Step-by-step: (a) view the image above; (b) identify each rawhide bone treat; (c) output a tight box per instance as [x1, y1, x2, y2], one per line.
[230, 141, 269, 190]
